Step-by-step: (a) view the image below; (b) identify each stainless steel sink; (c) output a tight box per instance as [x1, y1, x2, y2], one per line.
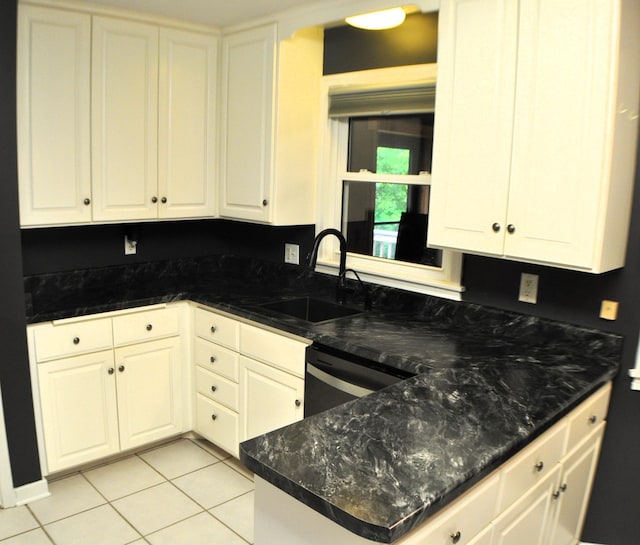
[259, 297, 362, 323]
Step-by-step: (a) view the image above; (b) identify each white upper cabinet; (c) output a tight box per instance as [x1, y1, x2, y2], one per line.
[92, 16, 159, 222]
[429, 0, 640, 272]
[17, 5, 92, 226]
[158, 28, 218, 219]
[17, 3, 218, 227]
[219, 24, 323, 224]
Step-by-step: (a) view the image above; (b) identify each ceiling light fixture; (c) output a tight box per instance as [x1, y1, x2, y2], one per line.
[345, 7, 407, 31]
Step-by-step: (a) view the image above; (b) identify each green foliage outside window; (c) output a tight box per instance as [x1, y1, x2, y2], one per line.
[375, 147, 409, 230]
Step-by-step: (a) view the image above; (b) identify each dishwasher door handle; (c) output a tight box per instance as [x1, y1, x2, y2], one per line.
[307, 363, 375, 398]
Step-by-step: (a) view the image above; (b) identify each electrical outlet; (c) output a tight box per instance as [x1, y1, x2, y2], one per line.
[518, 273, 539, 304]
[600, 300, 619, 321]
[124, 235, 137, 255]
[284, 243, 299, 265]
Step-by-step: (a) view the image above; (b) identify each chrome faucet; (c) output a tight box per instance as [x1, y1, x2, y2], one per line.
[307, 228, 347, 303]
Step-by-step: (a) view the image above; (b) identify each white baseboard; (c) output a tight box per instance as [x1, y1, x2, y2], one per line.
[14, 478, 50, 506]
[580, 542, 607, 545]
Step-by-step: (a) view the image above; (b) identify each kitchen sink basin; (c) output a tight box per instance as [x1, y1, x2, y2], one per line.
[259, 297, 362, 323]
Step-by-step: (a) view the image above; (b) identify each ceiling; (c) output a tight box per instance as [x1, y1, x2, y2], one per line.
[83, 0, 331, 27]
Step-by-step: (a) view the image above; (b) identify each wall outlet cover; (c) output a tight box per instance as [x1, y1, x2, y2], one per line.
[284, 243, 300, 265]
[518, 273, 539, 304]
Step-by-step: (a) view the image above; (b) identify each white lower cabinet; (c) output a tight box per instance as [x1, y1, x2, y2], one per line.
[241, 356, 304, 441]
[37, 350, 119, 473]
[30, 305, 184, 474]
[547, 425, 605, 545]
[192, 307, 309, 457]
[114, 337, 182, 450]
[492, 465, 562, 545]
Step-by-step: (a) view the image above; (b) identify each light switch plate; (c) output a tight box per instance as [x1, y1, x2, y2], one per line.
[518, 273, 539, 304]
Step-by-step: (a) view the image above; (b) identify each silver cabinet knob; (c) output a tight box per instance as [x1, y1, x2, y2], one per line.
[73, 337, 80, 345]
[151, 196, 158, 203]
[492, 222, 501, 233]
[118, 365, 125, 372]
[211, 386, 217, 393]
[534, 461, 544, 472]
[161, 197, 167, 203]
[210, 356, 216, 363]
[295, 399, 301, 407]
[262, 199, 268, 206]
[507, 224, 516, 234]
[450, 531, 461, 544]
[83, 198, 91, 206]
[210, 326, 217, 333]
[588, 415, 597, 424]
[108, 367, 115, 375]
[211, 414, 217, 421]
[146, 323, 153, 331]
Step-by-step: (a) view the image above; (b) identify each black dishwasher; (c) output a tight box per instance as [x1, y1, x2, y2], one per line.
[304, 344, 415, 417]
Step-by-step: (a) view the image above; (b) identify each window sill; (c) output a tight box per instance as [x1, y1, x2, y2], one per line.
[314, 260, 465, 301]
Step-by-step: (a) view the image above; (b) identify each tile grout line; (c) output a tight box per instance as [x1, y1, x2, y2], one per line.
[1, 437, 255, 544]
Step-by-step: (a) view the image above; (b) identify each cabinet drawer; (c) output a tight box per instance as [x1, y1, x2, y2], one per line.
[196, 366, 239, 411]
[196, 394, 239, 457]
[413, 473, 499, 545]
[33, 318, 113, 362]
[194, 337, 239, 382]
[240, 323, 308, 377]
[112, 307, 179, 346]
[566, 383, 611, 452]
[194, 308, 239, 350]
[498, 421, 567, 511]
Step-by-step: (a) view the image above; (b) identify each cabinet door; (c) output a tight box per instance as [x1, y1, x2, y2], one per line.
[505, 0, 616, 268]
[548, 425, 605, 545]
[219, 24, 276, 223]
[115, 337, 182, 450]
[17, 5, 92, 226]
[240, 356, 304, 441]
[92, 16, 158, 222]
[37, 351, 119, 473]
[428, 0, 518, 255]
[492, 464, 561, 545]
[158, 28, 218, 219]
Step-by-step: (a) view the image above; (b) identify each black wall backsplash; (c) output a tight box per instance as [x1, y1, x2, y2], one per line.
[21, 220, 316, 276]
[0, 0, 42, 487]
[323, 12, 438, 75]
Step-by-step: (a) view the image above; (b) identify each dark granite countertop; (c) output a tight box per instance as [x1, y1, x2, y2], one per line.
[23, 255, 622, 543]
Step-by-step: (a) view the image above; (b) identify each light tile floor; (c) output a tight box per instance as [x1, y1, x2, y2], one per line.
[0, 438, 255, 545]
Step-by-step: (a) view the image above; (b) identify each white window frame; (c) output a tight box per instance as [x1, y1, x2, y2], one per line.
[315, 64, 464, 299]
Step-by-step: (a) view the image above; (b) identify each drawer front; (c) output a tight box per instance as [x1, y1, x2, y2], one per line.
[194, 337, 239, 382]
[498, 421, 567, 511]
[112, 307, 179, 346]
[415, 473, 500, 545]
[196, 394, 239, 457]
[240, 323, 308, 377]
[33, 318, 113, 362]
[196, 366, 239, 411]
[194, 308, 239, 350]
[567, 383, 611, 451]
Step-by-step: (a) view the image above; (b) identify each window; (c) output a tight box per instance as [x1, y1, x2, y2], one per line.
[317, 65, 463, 298]
[343, 114, 442, 268]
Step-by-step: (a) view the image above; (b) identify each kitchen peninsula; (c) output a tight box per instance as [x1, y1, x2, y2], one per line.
[24, 255, 621, 544]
